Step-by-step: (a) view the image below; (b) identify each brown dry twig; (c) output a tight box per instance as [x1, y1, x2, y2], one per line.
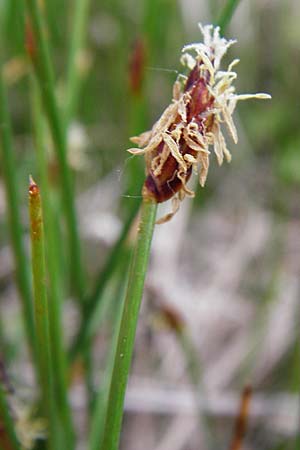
[228, 385, 252, 450]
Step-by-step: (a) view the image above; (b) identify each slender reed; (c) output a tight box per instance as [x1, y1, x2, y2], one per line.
[64, 0, 90, 124]
[28, 177, 59, 450]
[100, 199, 157, 450]
[89, 258, 129, 450]
[31, 82, 75, 449]
[216, 0, 242, 32]
[0, 69, 35, 356]
[69, 199, 140, 361]
[70, 10, 146, 363]
[98, 8, 270, 448]
[156, 300, 215, 447]
[71, 0, 244, 361]
[25, 0, 85, 301]
[0, 385, 20, 450]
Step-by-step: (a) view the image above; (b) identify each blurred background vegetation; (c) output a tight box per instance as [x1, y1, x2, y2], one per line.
[0, 0, 299, 449]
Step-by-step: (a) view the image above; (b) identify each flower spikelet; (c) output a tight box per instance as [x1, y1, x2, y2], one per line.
[127, 24, 271, 223]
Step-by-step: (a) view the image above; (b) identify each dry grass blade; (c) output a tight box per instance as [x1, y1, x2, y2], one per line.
[228, 385, 252, 450]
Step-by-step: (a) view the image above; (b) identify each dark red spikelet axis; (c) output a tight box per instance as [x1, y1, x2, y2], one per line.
[143, 61, 213, 203]
[185, 62, 214, 121]
[143, 142, 194, 203]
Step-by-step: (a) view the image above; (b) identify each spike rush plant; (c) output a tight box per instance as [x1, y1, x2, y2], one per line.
[100, 24, 271, 450]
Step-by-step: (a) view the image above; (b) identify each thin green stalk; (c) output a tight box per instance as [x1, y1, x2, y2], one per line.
[69, 26, 146, 360]
[93, 6, 242, 450]
[143, 0, 175, 63]
[64, 0, 90, 124]
[216, 0, 242, 33]
[3, 0, 25, 55]
[178, 331, 216, 448]
[92, 7, 242, 449]
[0, 68, 35, 356]
[69, 199, 140, 361]
[157, 302, 215, 447]
[0, 385, 21, 450]
[89, 268, 128, 450]
[68, 202, 139, 404]
[28, 178, 58, 450]
[88, 242, 133, 411]
[25, 0, 85, 301]
[63, 0, 92, 404]
[42, 0, 62, 48]
[89, 352, 116, 450]
[100, 199, 157, 450]
[31, 81, 75, 449]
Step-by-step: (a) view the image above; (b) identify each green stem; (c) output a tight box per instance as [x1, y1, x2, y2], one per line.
[178, 331, 216, 448]
[216, 0, 242, 33]
[100, 199, 157, 450]
[64, 0, 90, 124]
[89, 266, 128, 450]
[25, 0, 85, 301]
[0, 68, 35, 356]
[63, 0, 92, 406]
[28, 178, 58, 450]
[0, 385, 20, 450]
[69, 199, 140, 361]
[31, 81, 75, 449]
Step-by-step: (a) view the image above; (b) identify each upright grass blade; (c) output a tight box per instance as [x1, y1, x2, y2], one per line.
[0, 68, 35, 356]
[88, 8, 243, 448]
[69, 0, 242, 362]
[2, 0, 25, 56]
[42, 0, 63, 49]
[216, 0, 242, 33]
[89, 265, 128, 450]
[28, 178, 59, 450]
[157, 301, 215, 447]
[69, 199, 140, 361]
[31, 80, 75, 449]
[64, 0, 90, 124]
[69, 212, 139, 413]
[63, 0, 93, 406]
[100, 199, 157, 450]
[25, 0, 85, 301]
[143, 0, 175, 63]
[69, 6, 146, 364]
[0, 385, 21, 450]
[97, 8, 244, 449]
[178, 331, 216, 448]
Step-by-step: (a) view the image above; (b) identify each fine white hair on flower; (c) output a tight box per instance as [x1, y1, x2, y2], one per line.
[182, 23, 236, 71]
[127, 23, 271, 224]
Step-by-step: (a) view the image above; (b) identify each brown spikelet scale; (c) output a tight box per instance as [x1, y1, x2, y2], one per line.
[127, 24, 271, 223]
